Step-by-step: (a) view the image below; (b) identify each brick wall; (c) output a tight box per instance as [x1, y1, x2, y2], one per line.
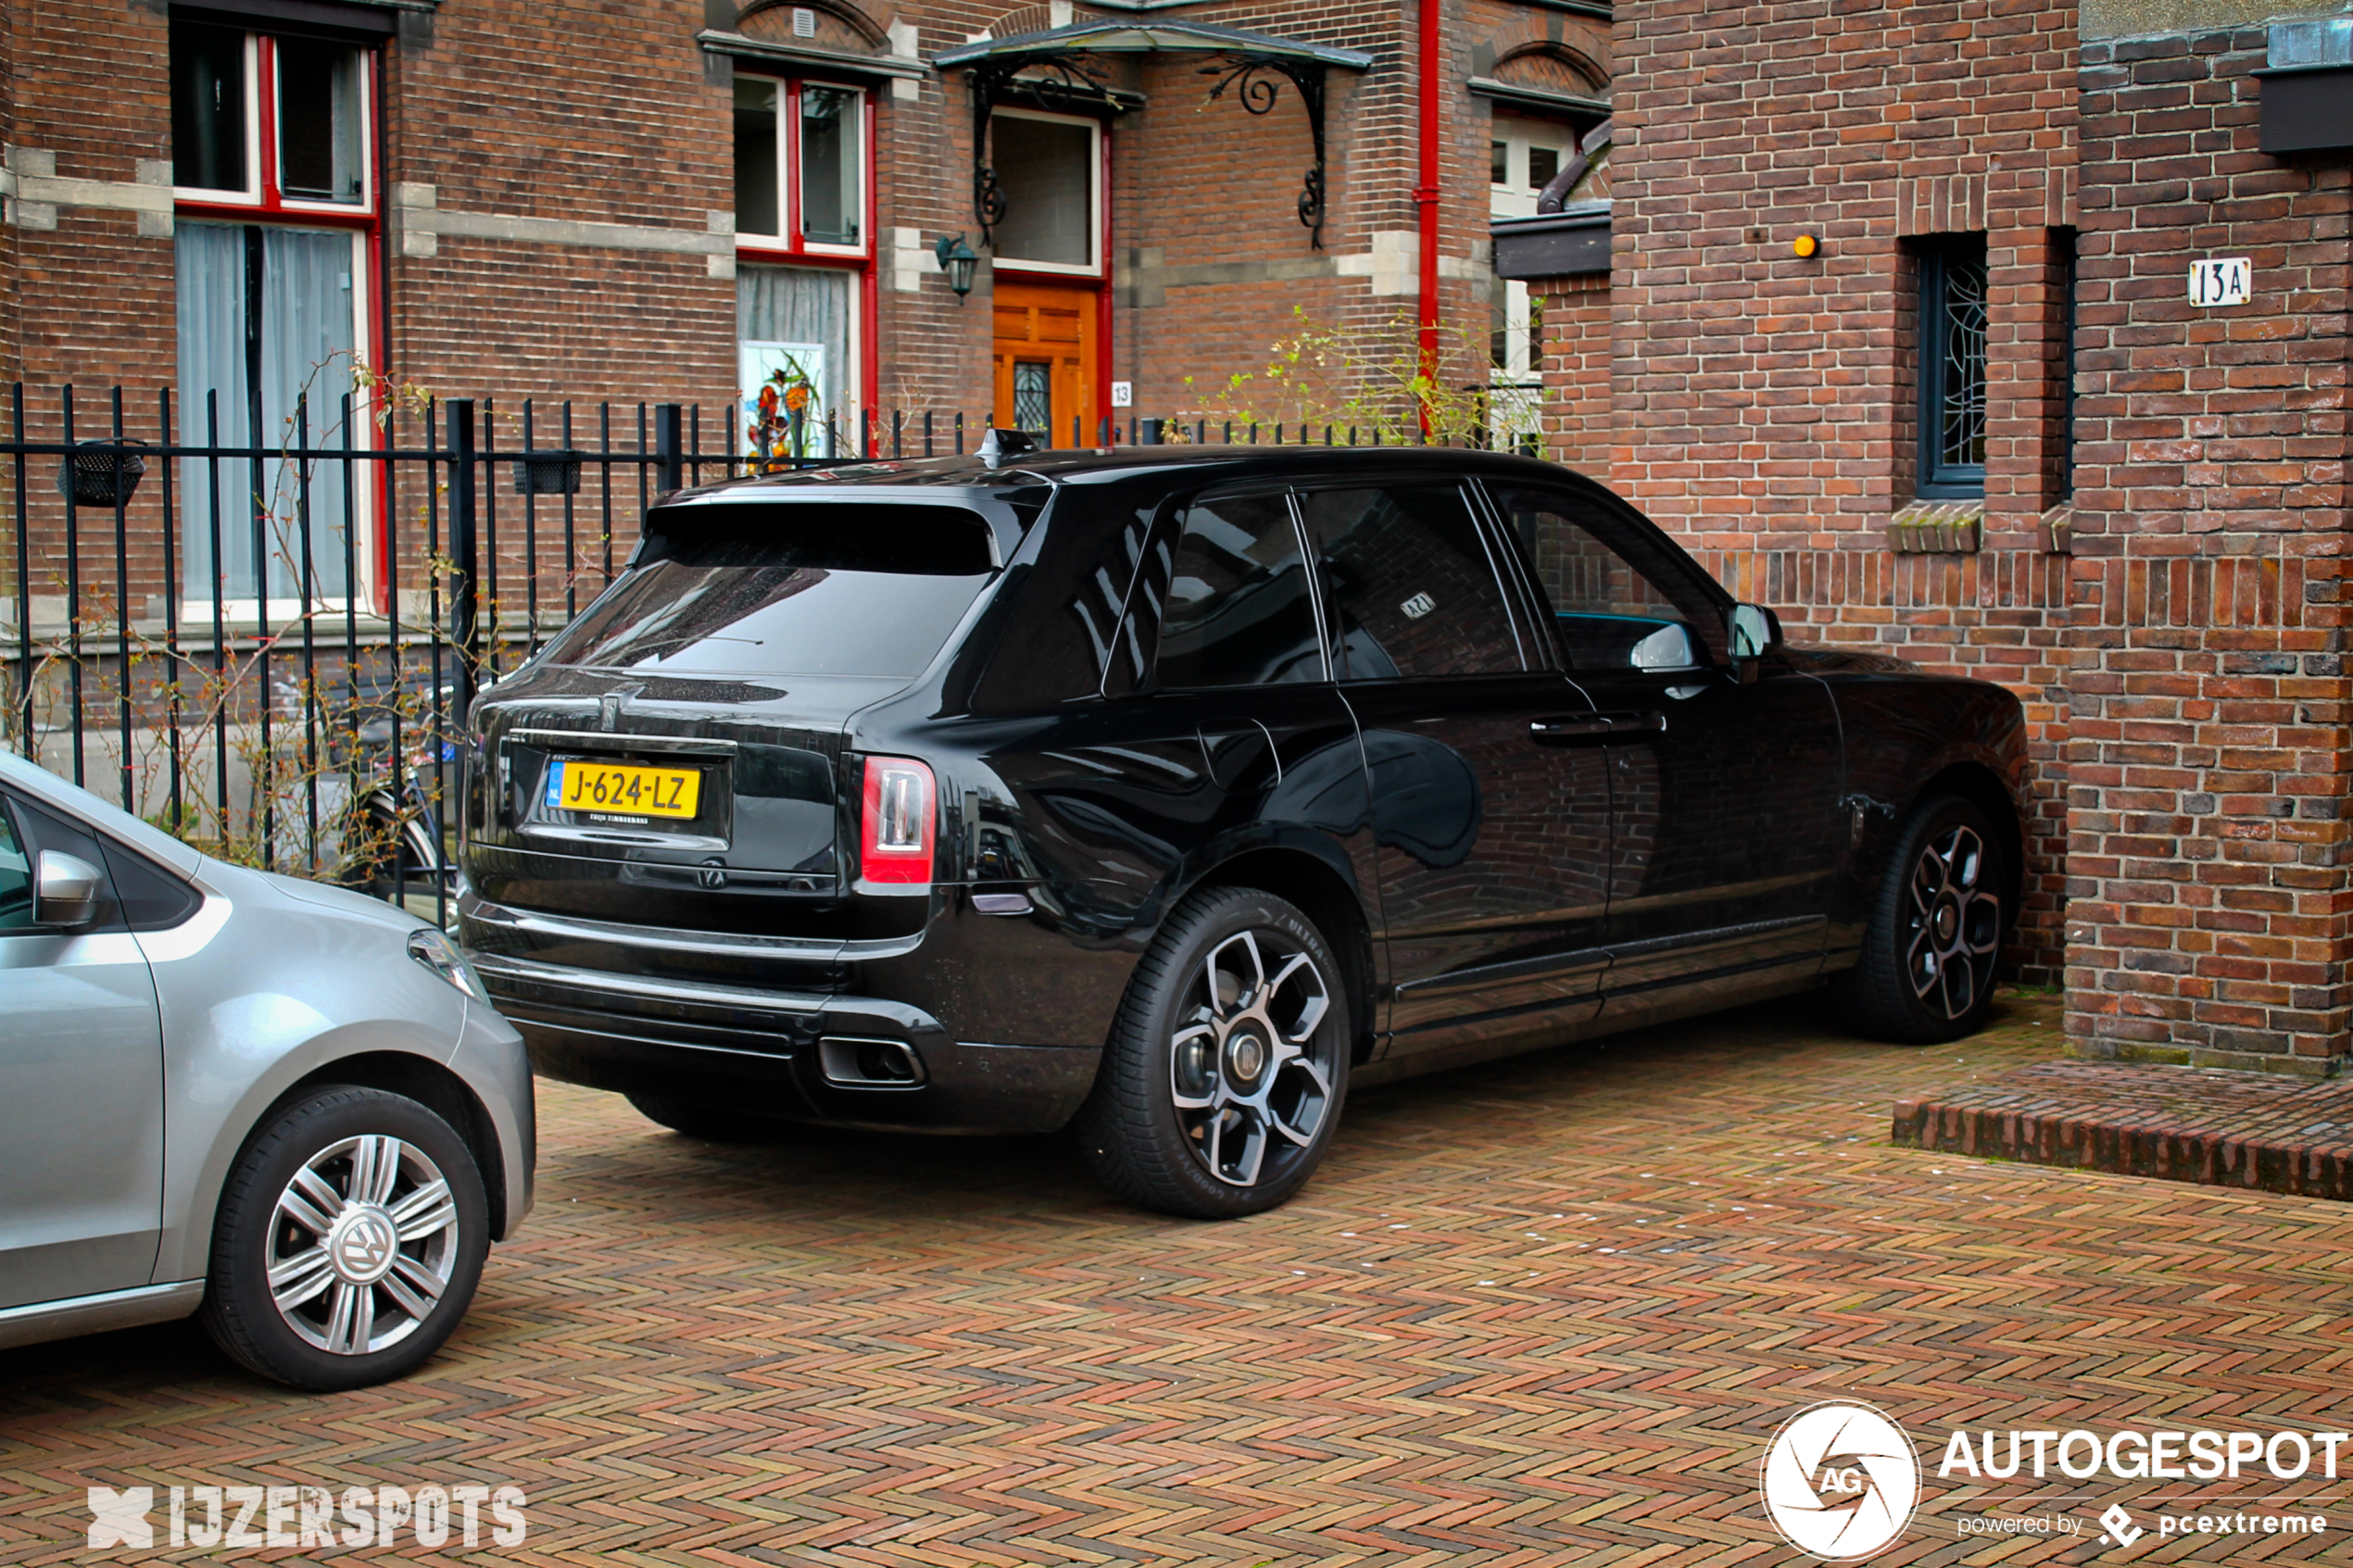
[1608, 0, 2080, 982]
[2065, 25, 2353, 1073]
[1536, 270, 1610, 475]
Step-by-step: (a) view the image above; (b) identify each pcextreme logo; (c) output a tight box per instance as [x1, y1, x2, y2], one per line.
[1759, 1402, 1921, 1562]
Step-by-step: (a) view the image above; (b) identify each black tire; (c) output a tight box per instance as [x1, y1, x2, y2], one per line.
[199, 1086, 489, 1392]
[1833, 794, 2012, 1044]
[626, 1093, 790, 1144]
[1076, 886, 1352, 1219]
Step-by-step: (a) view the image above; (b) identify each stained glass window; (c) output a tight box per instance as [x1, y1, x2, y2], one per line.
[1013, 361, 1051, 434]
[1919, 238, 1989, 495]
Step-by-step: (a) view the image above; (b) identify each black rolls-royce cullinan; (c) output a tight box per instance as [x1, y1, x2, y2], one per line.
[457, 441, 2025, 1217]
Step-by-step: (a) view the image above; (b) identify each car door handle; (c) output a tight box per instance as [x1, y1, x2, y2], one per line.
[1529, 710, 1667, 746]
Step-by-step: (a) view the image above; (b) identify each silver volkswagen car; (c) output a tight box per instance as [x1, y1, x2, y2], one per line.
[0, 750, 533, 1390]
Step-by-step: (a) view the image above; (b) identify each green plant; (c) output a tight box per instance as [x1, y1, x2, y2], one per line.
[1177, 307, 1500, 446]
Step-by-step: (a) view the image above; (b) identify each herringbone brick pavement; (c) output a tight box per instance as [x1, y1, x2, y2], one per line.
[5, 990, 2351, 1565]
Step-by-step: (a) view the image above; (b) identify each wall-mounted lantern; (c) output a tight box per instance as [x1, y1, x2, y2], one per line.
[935, 234, 979, 300]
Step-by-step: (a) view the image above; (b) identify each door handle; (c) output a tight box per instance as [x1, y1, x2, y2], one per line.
[1529, 710, 1666, 746]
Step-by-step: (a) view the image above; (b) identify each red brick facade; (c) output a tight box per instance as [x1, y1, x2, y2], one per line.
[2066, 24, 2351, 1073]
[1591, 1, 2351, 1068]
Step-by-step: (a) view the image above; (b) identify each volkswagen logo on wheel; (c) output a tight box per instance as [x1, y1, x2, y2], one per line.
[1759, 1401, 1919, 1561]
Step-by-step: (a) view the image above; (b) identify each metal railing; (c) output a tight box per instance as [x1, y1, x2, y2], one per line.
[4, 384, 1522, 920]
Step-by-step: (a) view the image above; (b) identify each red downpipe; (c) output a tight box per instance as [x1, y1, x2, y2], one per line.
[1415, 0, 1441, 425]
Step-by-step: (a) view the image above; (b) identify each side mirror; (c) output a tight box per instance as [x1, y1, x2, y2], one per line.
[1727, 603, 1778, 681]
[33, 850, 104, 928]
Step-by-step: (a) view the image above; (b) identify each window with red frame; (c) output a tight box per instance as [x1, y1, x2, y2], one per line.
[170, 20, 372, 210]
[733, 75, 864, 250]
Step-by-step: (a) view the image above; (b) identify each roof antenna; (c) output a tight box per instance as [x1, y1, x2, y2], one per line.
[975, 428, 1038, 469]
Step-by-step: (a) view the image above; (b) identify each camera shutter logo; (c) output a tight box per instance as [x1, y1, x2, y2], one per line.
[1759, 1401, 1919, 1561]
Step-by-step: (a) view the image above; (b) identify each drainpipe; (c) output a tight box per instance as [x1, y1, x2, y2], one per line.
[1415, 0, 1441, 427]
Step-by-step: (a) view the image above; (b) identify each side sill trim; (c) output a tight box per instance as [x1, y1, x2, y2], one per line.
[0, 1280, 205, 1352]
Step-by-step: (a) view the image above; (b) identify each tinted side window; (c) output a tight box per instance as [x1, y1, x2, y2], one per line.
[1298, 484, 1521, 680]
[969, 507, 1151, 712]
[1492, 485, 1718, 672]
[100, 840, 204, 930]
[1152, 493, 1322, 689]
[0, 802, 31, 931]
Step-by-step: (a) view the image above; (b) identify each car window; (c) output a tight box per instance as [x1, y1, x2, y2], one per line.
[1297, 483, 1522, 680]
[0, 802, 30, 931]
[1491, 485, 1717, 672]
[1152, 492, 1323, 689]
[970, 503, 1153, 711]
[540, 503, 994, 679]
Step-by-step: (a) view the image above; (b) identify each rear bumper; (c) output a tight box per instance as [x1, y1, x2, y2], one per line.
[468, 947, 1099, 1135]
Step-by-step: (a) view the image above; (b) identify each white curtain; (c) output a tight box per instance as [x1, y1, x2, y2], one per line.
[175, 223, 358, 603]
[175, 222, 252, 604]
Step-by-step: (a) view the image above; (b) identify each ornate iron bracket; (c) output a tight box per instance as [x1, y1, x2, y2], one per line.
[1201, 54, 1331, 248]
[965, 55, 1108, 246]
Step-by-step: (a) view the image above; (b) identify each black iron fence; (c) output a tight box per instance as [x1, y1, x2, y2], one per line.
[4, 383, 1525, 920]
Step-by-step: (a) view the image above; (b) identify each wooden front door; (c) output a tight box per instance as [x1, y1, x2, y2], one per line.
[992, 280, 1098, 446]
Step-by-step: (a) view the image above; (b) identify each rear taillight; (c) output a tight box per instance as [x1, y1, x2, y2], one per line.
[860, 756, 936, 885]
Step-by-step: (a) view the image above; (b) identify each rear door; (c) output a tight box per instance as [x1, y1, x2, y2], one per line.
[1486, 482, 1845, 1011]
[0, 793, 164, 1309]
[1296, 479, 1615, 1058]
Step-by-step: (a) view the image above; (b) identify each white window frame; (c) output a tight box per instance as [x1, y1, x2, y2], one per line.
[1488, 114, 1577, 221]
[271, 37, 375, 216]
[172, 31, 264, 204]
[735, 74, 871, 258]
[794, 79, 868, 257]
[988, 107, 1102, 278]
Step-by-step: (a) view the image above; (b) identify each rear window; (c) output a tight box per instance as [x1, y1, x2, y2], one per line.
[542, 504, 995, 678]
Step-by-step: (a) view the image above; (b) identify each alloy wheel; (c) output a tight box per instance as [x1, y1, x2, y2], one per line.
[264, 1135, 461, 1357]
[1167, 928, 1337, 1187]
[1905, 824, 2002, 1021]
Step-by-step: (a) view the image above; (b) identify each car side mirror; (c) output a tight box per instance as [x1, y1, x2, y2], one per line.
[1727, 603, 1778, 682]
[33, 849, 104, 928]
[1629, 621, 1702, 671]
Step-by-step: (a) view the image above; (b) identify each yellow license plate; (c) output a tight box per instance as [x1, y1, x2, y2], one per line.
[547, 759, 701, 820]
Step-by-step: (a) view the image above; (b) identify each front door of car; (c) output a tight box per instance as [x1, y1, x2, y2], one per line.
[1295, 480, 1614, 1057]
[1487, 482, 1846, 1010]
[0, 792, 166, 1309]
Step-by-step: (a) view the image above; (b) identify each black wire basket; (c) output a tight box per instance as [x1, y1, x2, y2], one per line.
[510, 451, 584, 495]
[57, 441, 148, 507]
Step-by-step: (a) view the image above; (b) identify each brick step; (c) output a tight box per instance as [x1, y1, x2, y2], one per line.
[1893, 1060, 2353, 1201]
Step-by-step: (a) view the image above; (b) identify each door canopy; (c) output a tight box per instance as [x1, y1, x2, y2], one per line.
[934, 20, 1374, 250]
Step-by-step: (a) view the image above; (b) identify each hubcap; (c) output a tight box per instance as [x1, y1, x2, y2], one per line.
[1904, 824, 2002, 1021]
[265, 1135, 460, 1357]
[1168, 929, 1337, 1188]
